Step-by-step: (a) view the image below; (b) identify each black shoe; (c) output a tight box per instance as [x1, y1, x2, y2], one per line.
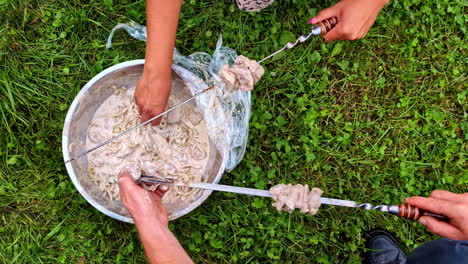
[365, 229, 407, 264]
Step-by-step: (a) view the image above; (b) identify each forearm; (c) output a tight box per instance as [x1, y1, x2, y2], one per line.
[145, 0, 182, 73]
[144, 0, 182, 77]
[136, 218, 193, 264]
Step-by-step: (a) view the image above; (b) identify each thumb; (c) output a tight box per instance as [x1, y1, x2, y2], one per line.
[419, 216, 463, 240]
[152, 185, 169, 199]
[308, 6, 339, 24]
[118, 170, 139, 195]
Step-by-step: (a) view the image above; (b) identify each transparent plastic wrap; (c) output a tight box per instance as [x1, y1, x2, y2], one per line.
[107, 21, 250, 171]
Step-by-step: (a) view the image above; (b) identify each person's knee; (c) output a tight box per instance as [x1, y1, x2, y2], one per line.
[407, 238, 468, 264]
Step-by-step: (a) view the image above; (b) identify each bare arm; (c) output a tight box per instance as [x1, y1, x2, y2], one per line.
[135, 0, 183, 125]
[136, 218, 193, 264]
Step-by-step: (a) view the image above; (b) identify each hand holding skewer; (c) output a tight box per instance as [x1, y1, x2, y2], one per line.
[405, 190, 468, 241]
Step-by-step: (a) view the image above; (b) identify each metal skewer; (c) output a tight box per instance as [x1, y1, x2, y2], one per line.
[65, 18, 338, 163]
[258, 17, 338, 64]
[137, 175, 449, 222]
[258, 26, 322, 64]
[65, 85, 216, 163]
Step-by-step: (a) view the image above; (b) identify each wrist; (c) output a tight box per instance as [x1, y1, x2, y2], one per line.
[142, 63, 172, 78]
[135, 215, 168, 232]
[139, 69, 172, 96]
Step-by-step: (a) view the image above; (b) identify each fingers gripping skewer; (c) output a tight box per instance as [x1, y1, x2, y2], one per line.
[316, 17, 338, 35]
[357, 202, 449, 222]
[397, 203, 449, 222]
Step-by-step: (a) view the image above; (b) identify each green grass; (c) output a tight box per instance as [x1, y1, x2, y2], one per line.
[1, 0, 467, 263]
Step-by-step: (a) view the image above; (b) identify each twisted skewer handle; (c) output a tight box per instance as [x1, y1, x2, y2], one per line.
[397, 203, 449, 222]
[316, 17, 338, 35]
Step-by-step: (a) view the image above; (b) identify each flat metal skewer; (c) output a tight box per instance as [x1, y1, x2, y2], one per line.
[65, 19, 336, 164]
[137, 176, 352, 204]
[65, 85, 215, 163]
[66, 18, 337, 163]
[137, 176, 449, 222]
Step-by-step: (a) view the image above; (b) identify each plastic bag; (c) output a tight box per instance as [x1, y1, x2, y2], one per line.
[107, 21, 250, 171]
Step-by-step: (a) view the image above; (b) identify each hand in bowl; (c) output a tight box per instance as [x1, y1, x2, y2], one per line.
[134, 72, 171, 126]
[118, 170, 169, 226]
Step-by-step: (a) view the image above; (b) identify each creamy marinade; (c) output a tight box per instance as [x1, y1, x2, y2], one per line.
[86, 86, 210, 204]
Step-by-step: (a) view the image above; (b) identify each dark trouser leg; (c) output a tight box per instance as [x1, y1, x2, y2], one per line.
[407, 238, 468, 264]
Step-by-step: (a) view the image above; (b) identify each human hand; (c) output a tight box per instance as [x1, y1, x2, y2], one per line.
[307, 0, 389, 42]
[134, 71, 171, 126]
[405, 190, 468, 241]
[118, 170, 169, 226]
